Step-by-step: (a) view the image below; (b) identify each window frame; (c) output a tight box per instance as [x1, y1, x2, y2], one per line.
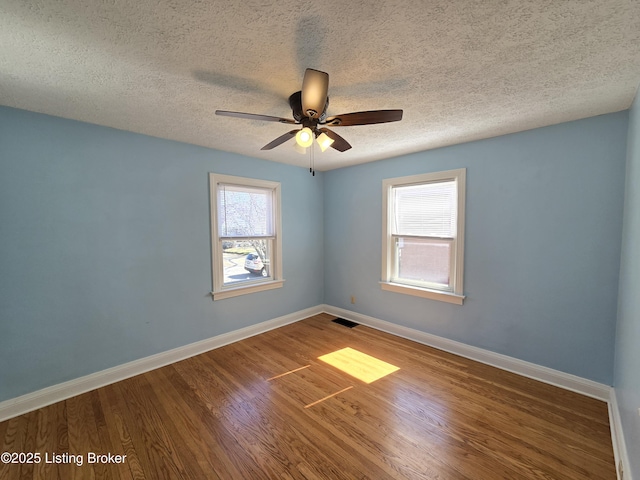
[209, 173, 283, 300]
[381, 168, 466, 305]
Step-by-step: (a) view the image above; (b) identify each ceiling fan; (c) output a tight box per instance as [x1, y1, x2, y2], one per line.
[215, 69, 403, 155]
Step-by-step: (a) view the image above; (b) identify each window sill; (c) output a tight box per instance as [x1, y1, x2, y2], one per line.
[380, 281, 465, 305]
[211, 279, 284, 300]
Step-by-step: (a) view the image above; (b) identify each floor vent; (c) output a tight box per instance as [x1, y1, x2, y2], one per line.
[332, 318, 360, 328]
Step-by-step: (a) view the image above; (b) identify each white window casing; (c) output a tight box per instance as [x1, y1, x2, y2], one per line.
[381, 169, 466, 305]
[209, 173, 283, 300]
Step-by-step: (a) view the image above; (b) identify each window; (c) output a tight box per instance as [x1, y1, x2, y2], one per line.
[209, 173, 283, 300]
[381, 169, 466, 304]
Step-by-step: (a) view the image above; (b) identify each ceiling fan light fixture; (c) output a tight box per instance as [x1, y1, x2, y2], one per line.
[316, 132, 334, 152]
[295, 127, 314, 148]
[215, 68, 402, 159]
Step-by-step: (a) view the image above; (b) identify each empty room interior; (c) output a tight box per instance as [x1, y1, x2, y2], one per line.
[1, 1, 640, 479]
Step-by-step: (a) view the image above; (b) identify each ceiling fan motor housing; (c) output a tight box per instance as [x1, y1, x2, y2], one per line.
[289, 91, 328, 123]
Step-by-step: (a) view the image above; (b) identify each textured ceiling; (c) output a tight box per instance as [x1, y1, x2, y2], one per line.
[1, 1, 639, 171]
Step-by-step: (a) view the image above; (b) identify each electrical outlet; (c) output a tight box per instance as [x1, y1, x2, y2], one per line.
[350, 295, 356, 304]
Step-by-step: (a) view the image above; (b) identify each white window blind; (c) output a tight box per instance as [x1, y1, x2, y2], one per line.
[392, 181, 457, 238]
[381, 169, 466, 305]
[217, 183, 274, 238]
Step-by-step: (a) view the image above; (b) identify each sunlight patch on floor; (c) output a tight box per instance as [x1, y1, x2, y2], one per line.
[318, 347, 399, 383]
[304, 386, 354, 408]
[266, 365, 310, 381]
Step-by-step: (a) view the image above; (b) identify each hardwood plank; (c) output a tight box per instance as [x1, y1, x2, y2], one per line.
[66, 391, 105, 480]
[97, 386, 145, 480]
[90, 388, 133, 480]
[112, 375, 192, 479]
[154, 365, 244, 478]
[192, 352, 354, 479]
[186, 344, 393, 479]
[127, 373, 211, 479]
[31, 404, 63, 480]
[18, 410, 38, 479]
[171, 356, 275, 479]
[215, 360, 389, 479]
[0, 414, 30, 479]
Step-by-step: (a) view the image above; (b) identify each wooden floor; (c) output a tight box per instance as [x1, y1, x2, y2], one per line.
[0, 314, 616, 479]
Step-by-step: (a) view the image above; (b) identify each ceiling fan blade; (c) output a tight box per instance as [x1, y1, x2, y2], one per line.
[301, 69, 329, 119]
[318, 128, 352, 152]
[324, 109, 403, 127]
[215, 110, 296, 124]
[260, 130, 298, 150]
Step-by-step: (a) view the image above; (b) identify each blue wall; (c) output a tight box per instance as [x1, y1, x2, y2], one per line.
[615, 90, 640, 477]
[0, 105, 630, 405]
[323, 113, 628, 384]
[0, 106, 324, 402]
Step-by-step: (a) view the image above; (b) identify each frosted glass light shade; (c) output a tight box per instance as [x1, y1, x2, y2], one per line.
[316, 132, 334, 152]
[295, 127, 314, 148]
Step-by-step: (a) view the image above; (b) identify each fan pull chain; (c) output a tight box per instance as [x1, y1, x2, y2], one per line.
[309, 141, 315, 176]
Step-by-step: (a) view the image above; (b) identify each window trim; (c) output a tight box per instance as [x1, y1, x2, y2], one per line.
[381, 169, 466, 305]
[209, 173, 283, 300]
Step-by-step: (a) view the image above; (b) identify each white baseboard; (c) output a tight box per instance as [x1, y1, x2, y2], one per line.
[0, 305, 323, 423]
[321, 304, 611, 401]
[609, 389, 633, 480]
